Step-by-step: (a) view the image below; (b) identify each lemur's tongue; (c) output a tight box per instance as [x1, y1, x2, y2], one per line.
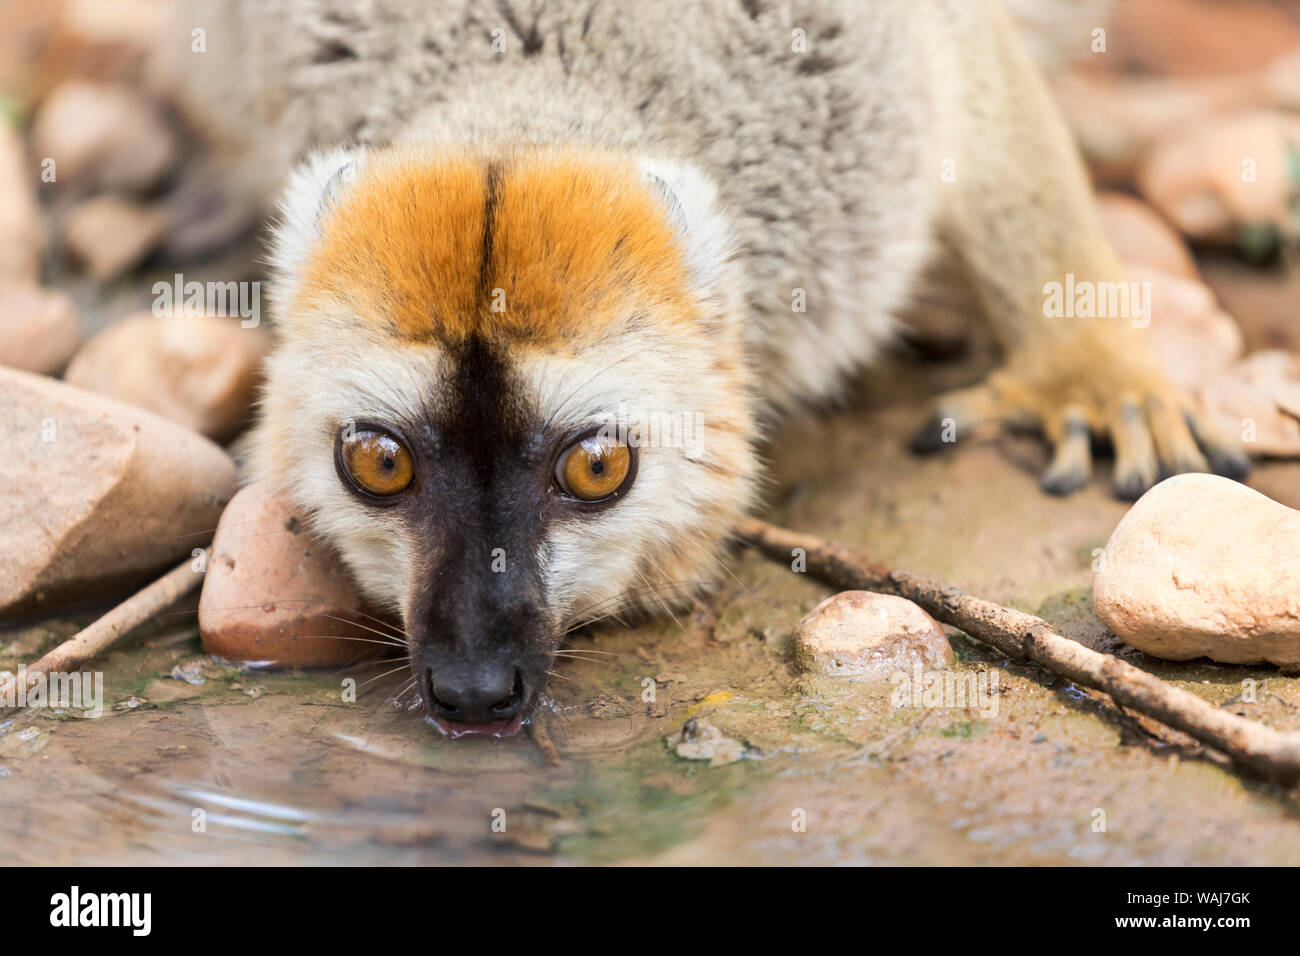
[432, 714, 524, 738]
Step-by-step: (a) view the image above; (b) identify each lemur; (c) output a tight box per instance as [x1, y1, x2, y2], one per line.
[175, 0, 1247, 735]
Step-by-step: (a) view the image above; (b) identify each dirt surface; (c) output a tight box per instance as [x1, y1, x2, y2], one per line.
[4, 344, 1299, 866]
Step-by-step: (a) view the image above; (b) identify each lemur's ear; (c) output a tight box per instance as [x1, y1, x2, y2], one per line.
[638, 157, 732, 292]
[271, 145, 366, 289]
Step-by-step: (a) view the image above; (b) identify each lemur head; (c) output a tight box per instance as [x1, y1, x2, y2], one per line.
[249, 143, 758, 735]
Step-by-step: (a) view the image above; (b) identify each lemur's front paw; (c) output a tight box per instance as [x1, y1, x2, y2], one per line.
[910, 350, 1251, 501]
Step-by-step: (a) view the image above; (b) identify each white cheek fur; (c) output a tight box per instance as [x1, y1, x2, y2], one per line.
[518, 323, 758, 624]
[247, 327, 447, 614]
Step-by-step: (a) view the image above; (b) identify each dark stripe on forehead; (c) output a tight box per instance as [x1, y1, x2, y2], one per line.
[478, 160, 502, 302]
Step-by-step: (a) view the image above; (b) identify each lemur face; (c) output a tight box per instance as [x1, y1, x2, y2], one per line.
[249, 145, 757, 734]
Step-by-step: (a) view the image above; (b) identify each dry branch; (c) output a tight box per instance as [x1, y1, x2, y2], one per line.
[736, 518, 1300, 787]
[0, 553, 206, 712]
[529, 713, 563, 766]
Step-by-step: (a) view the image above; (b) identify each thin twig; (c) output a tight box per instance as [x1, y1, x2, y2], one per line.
[736, 518, 1300, 787]
[0, 553, 205, 712]
[529, 713, 562, 766]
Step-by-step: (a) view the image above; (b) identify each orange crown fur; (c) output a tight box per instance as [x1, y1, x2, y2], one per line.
[298, 146, 697, 347]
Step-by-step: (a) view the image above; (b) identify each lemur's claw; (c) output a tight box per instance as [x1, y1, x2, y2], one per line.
[1184, 410, 1252, 481]
[907, 382, 1007, 456]
[916, 360, 1252, 502]
[909, 414, 956, 455]
[1038, 412, 1091, 496]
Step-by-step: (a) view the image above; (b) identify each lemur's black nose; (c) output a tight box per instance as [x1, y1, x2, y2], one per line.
[424, 667, 524, 726]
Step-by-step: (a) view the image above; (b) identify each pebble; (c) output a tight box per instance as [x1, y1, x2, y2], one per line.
[62, 196, 166, 281]
[0, 280, 82, 374]
[1094, 474, 1300, 665]
[65, 312, 268, 442]
[1133, 264, 1244, 390]
[0, 124, 42, 281]
[666, 717, 745, 767]
[1096, 192, 1198, 280]
[29, 80, 178, 193]
[1136, 110, 1300, 241]
[1197, 350, 1300, 457]
[793, 591, 953, 680]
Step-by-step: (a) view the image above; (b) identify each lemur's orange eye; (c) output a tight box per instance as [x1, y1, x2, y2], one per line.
[556, 435, 632, 501]
[339, 429, 414, 497]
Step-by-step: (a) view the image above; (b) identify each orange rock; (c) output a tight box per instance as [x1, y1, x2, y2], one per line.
[198, 482, 395, 669]
[1102, 0, 1300, 78]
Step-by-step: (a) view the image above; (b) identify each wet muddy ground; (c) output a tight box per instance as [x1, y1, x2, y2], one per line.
[4, 337, 1299, 866]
